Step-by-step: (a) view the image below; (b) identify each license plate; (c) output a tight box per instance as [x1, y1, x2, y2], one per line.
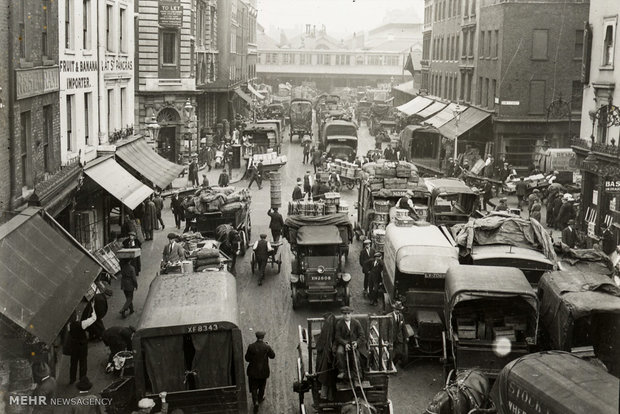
[310, 275, 332, 282]
[425, 273, 445, 279]
[392, 190, 406, 196]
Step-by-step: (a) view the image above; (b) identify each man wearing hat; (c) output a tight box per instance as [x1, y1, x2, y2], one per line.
[562, 219, 577, 248]
[527, 189, 541, 213]
[358, 240, 375, 295]
[367, 252, 384, 306]
[65, 306, 97, 385]
[170, 191, 184, 230]
[253, 234, 273, 286]
[303, 170, 313, 195]
[292, 178, 305, 201]
[102, 325, 136, 366]
[189, 157, 199, 187]
[219, 168, 230, 188]
[495, 197, 509, 212]
[122, 231, 142, 275]
[32, 362, 56, 413]
[387, 302, 407, 366]
[445, 157, 455, 177]
[267, 208, 285, 242]
[162, 233, 186, 264]
[557, 194, 576, 233]
[245, 331, 275, 413]
[334, 306, 367, 380]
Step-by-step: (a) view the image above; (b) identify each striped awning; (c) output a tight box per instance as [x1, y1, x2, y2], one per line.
[116, 138, 184, 189]
[396, 96, 433, 116]
[424, 103, 461, 128]
[415, 101, 447, 119]
[438, 107, 492, 140]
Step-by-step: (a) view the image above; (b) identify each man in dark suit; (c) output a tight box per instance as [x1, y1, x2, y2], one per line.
[218, 169, 230, 187]
[358, 240, 375, 295]
[162, 233, 186, 264]
[267, 208, 285, 242]
[292, 178, 304, 201]
[334, 306, 366, 380]
[102, 326, 135, 366]
[367, 252, 384, 306]
[253, 234, 273, 286]
[170, 192, 184, 230]
[303, 171, 313, 195]
[562, 219, 577, 248]
[245, 331, 275, 413]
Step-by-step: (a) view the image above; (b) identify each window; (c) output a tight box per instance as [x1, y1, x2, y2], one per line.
[300, 53, 310, 64]
[603, 21, 616, 66]
[42, 0, 49, 56]
[19, 0, 26, 57]
[65, 0, 73, 49]
[571, 80, 582, 111]
[532, 29, 548, 60]
[464, 0, 469, 17]
[384, 55, 397, 66]
[494, 30, 499, 58]
[453, 76, 458, 100]
[282, 53, 293, 64]
[83, 0, 90, 49]
[66, 95, 73, 151]
[20, 112, 32, 186]
[120, 88, 126, 127]
[491, 79, 497, 108]
[479, 31, 485, 57]
[120, 7, 126, 52]
[486, 31, 492, 57]
[84, 93, 91, 145]
[462, 31, 468, 58]
[484, 78, 489, 107]
[469, 30, 474, 56]
[470, 0, 475, 16]
[460, 73, 465, 101]
[230, 27, 236, 53]
[107, 90, 114, 134]
[323, 54, 331, 65]
[456, 34, 460, 59]
[477, 76, 483, 105]
[162, 32, 177, 64]
[570, 29, 584, 59]
[467, 73, 473, 102]
[106, 4, 113, 51]
[528, 80, 546, 114]
[43, 105, 53, 172]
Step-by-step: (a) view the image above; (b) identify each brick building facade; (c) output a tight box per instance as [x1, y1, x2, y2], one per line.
[0, 0, 10, 221]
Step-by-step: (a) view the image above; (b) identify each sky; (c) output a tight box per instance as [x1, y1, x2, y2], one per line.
[256, 0, 422, 39]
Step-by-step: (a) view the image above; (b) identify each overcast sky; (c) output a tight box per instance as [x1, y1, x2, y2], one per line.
[256, 0, 422, 38]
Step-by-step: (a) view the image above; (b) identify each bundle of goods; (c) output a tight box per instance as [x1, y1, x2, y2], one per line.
[189, 247, 222, 271]
[288, 200, 329, 216]
[361, 160, 419, 187]
[185, 186, 251, 216]
[455, 313, 527, 341]
[337, 201, 349, 214]
[340, 161, 361, 179]
[252, 152, 288, 166]
[372, 229, 386, 252]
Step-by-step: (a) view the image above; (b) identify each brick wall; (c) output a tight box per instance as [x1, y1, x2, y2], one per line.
[0, 0, 10, 221]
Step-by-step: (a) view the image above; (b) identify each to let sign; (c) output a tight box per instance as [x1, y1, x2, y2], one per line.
[604, 180, 620, 194]
[159, 2, 183, 27]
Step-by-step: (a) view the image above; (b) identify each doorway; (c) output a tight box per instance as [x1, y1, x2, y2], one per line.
[158, 126, 177, 162]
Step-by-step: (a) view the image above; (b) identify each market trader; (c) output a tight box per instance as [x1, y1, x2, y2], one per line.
[245, 331, 276, 413]
[253, 234, 273, 286]
[358, 240, 375, 295]
[162, 233, 187, 265]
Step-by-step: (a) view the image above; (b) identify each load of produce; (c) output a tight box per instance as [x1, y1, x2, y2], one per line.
[360, 160, 420, 188]
[183, 186, 251, 215]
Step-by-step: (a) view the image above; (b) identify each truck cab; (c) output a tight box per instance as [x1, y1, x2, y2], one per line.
[290, 225, 351, 309]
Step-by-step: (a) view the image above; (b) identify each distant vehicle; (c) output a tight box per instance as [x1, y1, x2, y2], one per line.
[289, 99, 313, 143]
[242, 123, 281, 155]
[321, 120, 358, 162]
[423, 178, 479, 227]
[264, 103, 286, 127]
[399, 125, 445, 176]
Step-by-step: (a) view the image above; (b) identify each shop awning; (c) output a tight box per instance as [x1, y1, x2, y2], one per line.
[392, 80, 418, 96]
[234, 88, 253, 105]
[0, 208, 102, 343]
[438, 107, 491, 140]
[247, 84, 265, 100]
[424, 103, 460, 128]
[415, 101, 447, 119]
[116, 138, 184, 189]
[396, 96, 433, 116]
[84, 157, 153, 210]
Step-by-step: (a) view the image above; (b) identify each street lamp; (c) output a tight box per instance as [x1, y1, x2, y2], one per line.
[452, 104, 464, 160]
[183, 98, 194, 156]
[146, 115, 160, 144]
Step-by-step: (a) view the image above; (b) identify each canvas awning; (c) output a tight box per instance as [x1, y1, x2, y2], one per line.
[247, 84, 265, 100]
[392, 80, 418, 96]
[396, 96, 433, 116]
[415, 101, 447, 119]
[116, 138, 184, 189]
[424, 103, 460, 128]
[438, 107, 491, 140]
[84, 157, 153, 210]
[234, 88, 253, 105]
[0, 208, 103, 343]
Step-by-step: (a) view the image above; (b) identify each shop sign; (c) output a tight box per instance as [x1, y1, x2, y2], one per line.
[593, 190, 598, 205]
[501, 100, 520, 106]
[159, 2, 183, 27]
[16, 66, 59, 99]
[604, 180, 620, 194]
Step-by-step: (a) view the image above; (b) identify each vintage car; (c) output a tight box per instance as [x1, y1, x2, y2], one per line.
[289, 99, 313, 143]
[104, 271, 247, 413]
[383, 223, 459, 361]
[444, 265, 539, 379]
[242, 123, 280, 155]
[321, 120, 358, 162]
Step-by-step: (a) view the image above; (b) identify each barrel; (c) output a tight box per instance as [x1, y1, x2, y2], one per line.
[325, 205, 337, 214]
[9, 359, 32, 392]
[270, 171, 282, 208]
[337, 201, 349, 214]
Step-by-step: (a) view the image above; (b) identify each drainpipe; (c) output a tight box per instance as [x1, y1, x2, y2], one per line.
[7, 2, 16, 211]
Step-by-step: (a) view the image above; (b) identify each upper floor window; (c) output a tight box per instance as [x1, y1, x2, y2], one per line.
[42, 0, 49, 57]
[83, 0, 90, 49]
[162, 31, 178, 65]
[65, 0, 74, 50]
[532, 29, 548, 60]
[574, 29, 584, 59]
[602, 18, 616, 67]
[120, 7, 127, 53]
[106, 4, 113, 51]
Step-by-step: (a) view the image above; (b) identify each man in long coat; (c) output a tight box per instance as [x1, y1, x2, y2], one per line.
[358, 240, 375, 295]
[153, 192, 165, 230]
[367, 252, 383, 306]
[142, 197, 158, 241]
[245, 331, 275, 413]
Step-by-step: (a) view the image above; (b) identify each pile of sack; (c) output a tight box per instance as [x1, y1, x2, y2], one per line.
[189, 247, 222, 271]
[184, 186, 251, 215]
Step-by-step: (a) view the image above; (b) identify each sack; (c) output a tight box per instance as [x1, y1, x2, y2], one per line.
[193, 248, 220, 259]
[221, 202, 244, 212]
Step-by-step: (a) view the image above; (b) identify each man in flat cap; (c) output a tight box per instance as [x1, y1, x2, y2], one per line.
[367, 252, 384, 306]
[253, 234, 273, 286]
[358, 240, 375, 295]
[162, 233, 186, 265]
[334, 306, 366, 381]
[245, 331, 275, 413]
[495, 197, 509, 212]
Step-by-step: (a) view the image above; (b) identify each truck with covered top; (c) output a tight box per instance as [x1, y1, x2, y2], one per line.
[321, 119, 358, 162]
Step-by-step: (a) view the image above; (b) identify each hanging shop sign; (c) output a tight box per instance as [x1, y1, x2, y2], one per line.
[159, 2, 183, 27]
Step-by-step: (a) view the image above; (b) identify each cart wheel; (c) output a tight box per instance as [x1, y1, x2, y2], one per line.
[239, 230, 247, 256]
[291, 286, 300, 310]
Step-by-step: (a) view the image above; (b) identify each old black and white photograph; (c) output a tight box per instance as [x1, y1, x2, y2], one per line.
[0, 0, 619, 412]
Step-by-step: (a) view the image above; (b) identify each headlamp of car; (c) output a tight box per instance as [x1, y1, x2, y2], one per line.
[317, 266, 325, 274]
[341, 273, 351, 282]
[290, 274, 299, 283]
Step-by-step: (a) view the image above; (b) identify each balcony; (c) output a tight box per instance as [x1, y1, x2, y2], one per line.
[592, 141, 620, 157]
[571, 137, 592, 151]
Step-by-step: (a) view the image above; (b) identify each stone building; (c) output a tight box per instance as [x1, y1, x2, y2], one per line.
[420, 0, 587, 170]
[0, 0, 9, 221]
[572, 0, 620, 242]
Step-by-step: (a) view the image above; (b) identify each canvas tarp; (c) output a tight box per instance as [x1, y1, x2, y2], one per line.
[284, 214, 352, 246]
[451, 212, 557, 263]
[191, 331, 233, 388]
[143, 335, 186, 393]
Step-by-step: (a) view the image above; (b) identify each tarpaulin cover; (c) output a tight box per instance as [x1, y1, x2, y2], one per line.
[0, 208, 102, 344]
[492, 351, 619, 414]
[296, 225, 343, 245]
[290, 100, 313, 130]
[284, 214, 352, 245]
[554, 243, 614, 268]
[191, 331, 233, 388]
[451, 212, 557, 263]
[143, 335, 186, 392]
[538, 269, 620, 351]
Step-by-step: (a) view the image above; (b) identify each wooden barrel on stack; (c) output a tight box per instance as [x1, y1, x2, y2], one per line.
[7, 359, 33, 414]
[270, 171, 282, 208]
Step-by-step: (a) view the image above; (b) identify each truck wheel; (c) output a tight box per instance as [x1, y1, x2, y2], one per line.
[291, 286, 300, 310]
[239, 230, 247, 256]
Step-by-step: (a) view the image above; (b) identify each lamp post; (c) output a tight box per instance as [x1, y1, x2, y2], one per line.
[146, 115, 160, 145]
[453, 104, 463, 160]
[183, 98, 195, 157]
